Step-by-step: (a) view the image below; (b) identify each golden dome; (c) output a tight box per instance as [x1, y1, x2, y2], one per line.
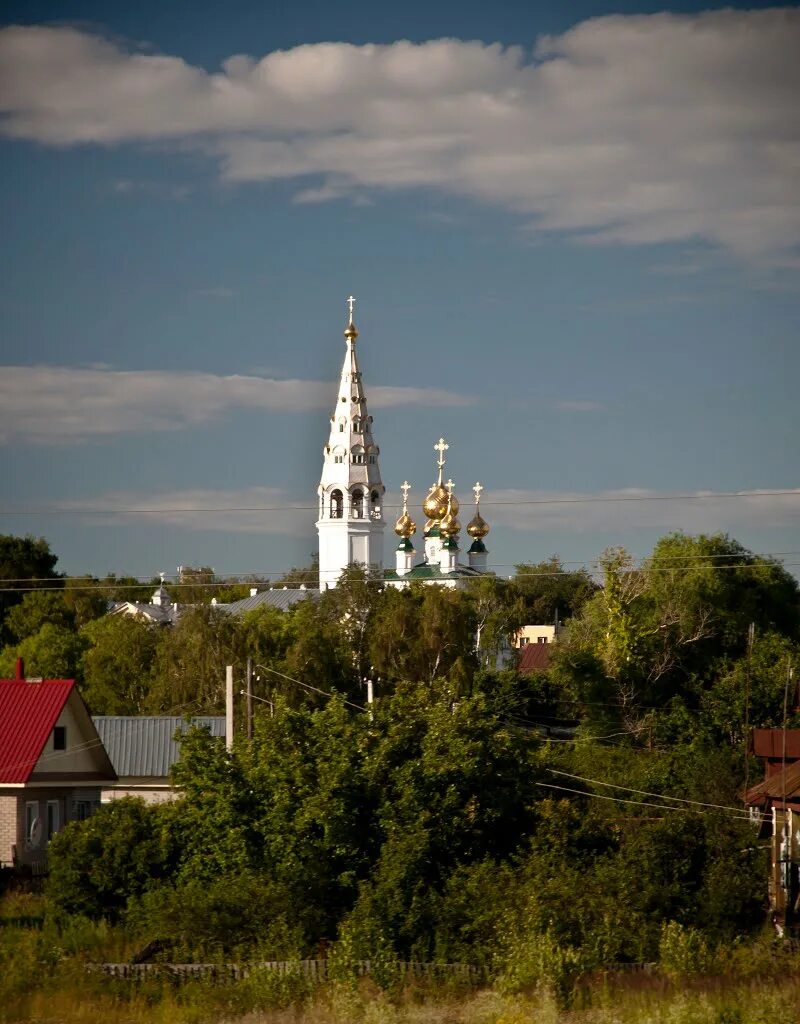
[423, 483, 449, 520]
[394, 510, 417, 538]
[467, 512, 490, 539]
[439, 502, 461, 537]
[344, 321, 359, 341]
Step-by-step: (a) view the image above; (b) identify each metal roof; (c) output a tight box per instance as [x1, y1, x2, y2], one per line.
[518, 643, 553, 674]
[216, 588, 319, 615]
[93, 716, 226, 778]
[0, 678, 75, 783]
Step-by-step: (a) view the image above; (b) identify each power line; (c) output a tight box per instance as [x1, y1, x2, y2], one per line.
[0, 488, 797, 517]
[548, 769, 750, 815]
[3, 549, 798, 586]
[1, 560, 798, 594]
[536, 781, 753, 820]
[254, 663, 365, 712]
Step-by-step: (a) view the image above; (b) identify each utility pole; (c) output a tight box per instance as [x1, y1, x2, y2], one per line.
[246, 657, 253, 740]
[225, 665, 234, 751]
[743, 622, 754, 805]
[363, 669, 375, 721]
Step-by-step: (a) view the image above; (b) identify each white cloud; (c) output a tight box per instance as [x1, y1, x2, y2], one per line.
[0, 11, 798, 259]
[0, 365, 474, 443]
[485, 487, 800, 535]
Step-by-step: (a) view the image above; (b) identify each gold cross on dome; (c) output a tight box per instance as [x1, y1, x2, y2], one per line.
[445, 478, 455, 495]
[473, 481, 483, 504]
[434, 438, 449, 469]
[347, 295, 356, 322]
[401, 480, 411, 511]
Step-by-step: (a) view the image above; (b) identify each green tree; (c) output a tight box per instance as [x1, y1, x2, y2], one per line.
[80, 614, 160, 713]
[4, 590, 74, 642]
[47, 797, 174, 921]
[0, 622, 85, 680]
[0, 534, 61, 640]
[512, 556, 597, 624]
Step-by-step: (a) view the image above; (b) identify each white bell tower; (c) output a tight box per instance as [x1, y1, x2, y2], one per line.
[317, 297, 386, 589]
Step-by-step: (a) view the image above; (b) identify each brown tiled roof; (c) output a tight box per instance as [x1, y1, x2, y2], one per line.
[518, 643, 553, 674]
[745, 760, 800, 807]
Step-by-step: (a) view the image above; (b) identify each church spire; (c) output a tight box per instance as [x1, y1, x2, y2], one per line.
[317, 297, 385, 589]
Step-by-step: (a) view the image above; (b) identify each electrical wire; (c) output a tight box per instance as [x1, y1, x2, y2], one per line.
[548, 769, 751, 815]
[254, 663, 365, 712]
[536, 781, 753, 820]
[1, 488, 797, 517]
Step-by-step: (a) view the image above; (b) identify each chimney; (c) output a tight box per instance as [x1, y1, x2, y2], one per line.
[250, 587, 258, 597]
[15, 657, 24, 681]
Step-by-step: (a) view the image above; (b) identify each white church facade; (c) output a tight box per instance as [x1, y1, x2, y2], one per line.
[316, 298, 492, 591]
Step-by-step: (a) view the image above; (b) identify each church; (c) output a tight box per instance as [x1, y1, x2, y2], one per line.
[316, 298, 491, 590]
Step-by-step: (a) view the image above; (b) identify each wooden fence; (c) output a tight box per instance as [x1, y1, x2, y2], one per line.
[88, 958, 484, 984]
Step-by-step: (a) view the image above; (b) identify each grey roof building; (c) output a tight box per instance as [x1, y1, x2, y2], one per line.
[94, 716, 225, 803]
[214, 587, 319, 615]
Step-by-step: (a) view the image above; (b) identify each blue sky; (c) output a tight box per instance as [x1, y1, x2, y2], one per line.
[1, 0, 798, 582]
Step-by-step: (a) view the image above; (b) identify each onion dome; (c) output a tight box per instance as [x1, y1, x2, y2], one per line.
[466, 481, 490, 539]
[423, 483, 449, 520]
[395, 480, 417, 538]
[439, 484, 461, 538]
[394, 510, 416, 538]
[423, 437, 453, 520]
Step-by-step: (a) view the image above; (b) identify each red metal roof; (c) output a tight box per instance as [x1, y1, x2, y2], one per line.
[0, 678, 74, 783]
[750, 728, 800, 762]
[518, 643, 553, 674]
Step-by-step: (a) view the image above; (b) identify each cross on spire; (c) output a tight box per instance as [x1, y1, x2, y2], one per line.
[473, 481, 483, 505]
[347, 295, 356, 323]
[445, 478, 455, 495]
[401, 480, 411, 511]
[434, 437, 449, 469]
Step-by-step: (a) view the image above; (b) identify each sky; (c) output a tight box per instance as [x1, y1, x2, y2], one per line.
[1, 0, 798, 584]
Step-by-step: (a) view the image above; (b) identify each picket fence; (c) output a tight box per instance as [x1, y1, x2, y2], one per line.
[89, 958, 484, 984]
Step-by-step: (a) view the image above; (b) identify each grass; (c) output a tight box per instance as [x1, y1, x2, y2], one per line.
[2, 895, 799, 1024]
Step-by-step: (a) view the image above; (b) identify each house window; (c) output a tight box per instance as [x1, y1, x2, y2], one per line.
[72, 799, 99, 822]
[47, 800, 60, 840]
[519, 637, 529, 647]
[538, 636, 548, 644]
[339, 423, 345, 431]
[25, 801, 42, 849]
[53, 726, 66, 750]
[334, 455, 343, 464]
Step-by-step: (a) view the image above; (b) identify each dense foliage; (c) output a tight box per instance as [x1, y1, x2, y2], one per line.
[4, 530, 798, 986]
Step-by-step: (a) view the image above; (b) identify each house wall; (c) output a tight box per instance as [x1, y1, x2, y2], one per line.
[515, 624, 559, 648]
[0, 787, 101, 868]
[102, 778, 178, 805]
[30, 699, 103, 776]
[0, 794, 16, 866]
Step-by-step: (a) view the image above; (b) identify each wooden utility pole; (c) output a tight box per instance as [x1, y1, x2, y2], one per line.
[743, 622, 754, 805]
[246, 657, 254, 740]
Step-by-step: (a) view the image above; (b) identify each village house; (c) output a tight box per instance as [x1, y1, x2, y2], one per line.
[745, 728, 800, 935]
[0, 660, 116, 872]
[94, 715, 225, 804]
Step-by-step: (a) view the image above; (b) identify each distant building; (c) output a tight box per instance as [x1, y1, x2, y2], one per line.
[745, 729, 800, 935]
[515, 624, 561, 648]
[109, 575, 180, 625]
[94, 716, 226, 804]
[0, 660, 116, 872]
[214, 586, 317, 616]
